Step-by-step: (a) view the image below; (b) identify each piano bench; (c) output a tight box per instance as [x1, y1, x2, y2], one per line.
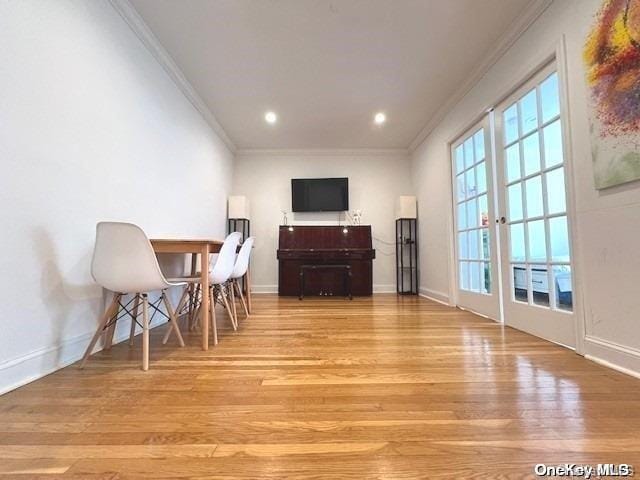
[299, 264, 352, 300]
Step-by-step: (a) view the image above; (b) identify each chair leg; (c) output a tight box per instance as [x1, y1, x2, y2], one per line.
[189, 284, 201, 330]
[162, 292, 185, 347]
[235, 279, 249, 319]
[209, 287, 218, 345]
[142, 294, 150, 371]
[173, 287, 191, 333]
[80, 293, 121, 369]
[229, 281, 238, 327]
[187, 283, 195, 319]
[191, 303, 202, 331]
[186, 286, 194, 331]
[162, 290, 177, 344]
[128, 294, 140, 346]
[104, 296, 121, 351]
[220, 284, 237, 331]
[175, 287, 190, 316]
[245, 269, 252, 314]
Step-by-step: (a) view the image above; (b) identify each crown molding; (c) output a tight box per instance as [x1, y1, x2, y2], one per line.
[235, 148, 410, 157]
[407, 0, 553, 153]
[109, 0, 551, 156]
[108, 0, 237, 153]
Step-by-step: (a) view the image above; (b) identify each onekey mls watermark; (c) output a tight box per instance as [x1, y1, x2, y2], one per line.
[534, 464, 634, 478]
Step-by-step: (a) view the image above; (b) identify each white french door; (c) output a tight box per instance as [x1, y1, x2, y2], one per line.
[494, 63, 576, 347]
[451, 118, 500, 320]
[450, 60, 577, 348]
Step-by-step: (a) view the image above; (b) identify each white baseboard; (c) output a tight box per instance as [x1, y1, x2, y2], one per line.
[251, 284, 278, 294]
[250, 284, 398, 294]
[373, 284, 396, 293]
[584, 335, 640, 380]
[0, 319, 168, 396]
[418, 287, 451, 306]
[0, 331, 94, 396]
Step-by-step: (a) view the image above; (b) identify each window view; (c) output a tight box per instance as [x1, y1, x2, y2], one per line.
[503, 72, 573, 311]
[454, 128, 491, 294]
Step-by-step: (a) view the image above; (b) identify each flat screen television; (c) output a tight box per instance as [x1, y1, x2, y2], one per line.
[291, 177, 349, 212]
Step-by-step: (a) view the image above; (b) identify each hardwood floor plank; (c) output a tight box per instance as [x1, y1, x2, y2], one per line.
[1, 294, 639, 479]
[0, 458, 73, 475]
[0, 445, 218, 459]
[212, 442, 388, 457]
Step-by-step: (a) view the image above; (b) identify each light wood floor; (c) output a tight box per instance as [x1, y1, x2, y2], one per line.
[1, 294, 640, 479]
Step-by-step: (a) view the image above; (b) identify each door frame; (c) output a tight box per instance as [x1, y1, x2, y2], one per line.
[445, 36, 585, 353]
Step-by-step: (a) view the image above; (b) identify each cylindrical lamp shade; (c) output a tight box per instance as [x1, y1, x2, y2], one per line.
[395, 195, 417, 219]
[228, 196, 250, 219]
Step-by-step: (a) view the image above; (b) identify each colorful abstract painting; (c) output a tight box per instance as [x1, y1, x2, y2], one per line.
[584, 0, 640, 189]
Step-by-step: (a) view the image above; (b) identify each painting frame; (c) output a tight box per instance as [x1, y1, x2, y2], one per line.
[584, 0, 640, 190]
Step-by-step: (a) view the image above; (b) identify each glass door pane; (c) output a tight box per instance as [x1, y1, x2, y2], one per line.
[500, 70, 572, 312]
[451, 118, 500, 320]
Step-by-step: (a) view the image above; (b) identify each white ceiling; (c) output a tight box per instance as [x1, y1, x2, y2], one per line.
[129, 0, 535, 150]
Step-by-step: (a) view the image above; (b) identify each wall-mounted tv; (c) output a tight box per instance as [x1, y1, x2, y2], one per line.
[291, 177, 349, 212]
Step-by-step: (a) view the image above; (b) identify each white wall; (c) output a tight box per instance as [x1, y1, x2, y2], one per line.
[232, 151, 412, 292]
[410, 0, 640, 375]
[0, 0, 234, 393]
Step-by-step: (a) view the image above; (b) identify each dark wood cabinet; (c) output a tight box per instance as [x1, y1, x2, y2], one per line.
[276, 225, 375, 296]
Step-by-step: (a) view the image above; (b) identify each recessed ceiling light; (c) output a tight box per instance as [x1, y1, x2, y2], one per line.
[265, 111, 277, 124]
[374, 112, 386, 125]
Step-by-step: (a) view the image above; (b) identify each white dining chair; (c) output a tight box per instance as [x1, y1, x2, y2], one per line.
[165, 232, 241, 345]
[81, 222, 186, 371]
[228, 236, 254, 325]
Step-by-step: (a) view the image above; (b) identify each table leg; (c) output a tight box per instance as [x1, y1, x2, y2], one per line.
[200, 244, 210, 350]
[190, 253, 198, 276]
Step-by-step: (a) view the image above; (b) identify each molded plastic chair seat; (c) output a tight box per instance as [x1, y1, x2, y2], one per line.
[227, 237, 255, 324]
[164, 232, 242, 346]
[91, 222, 186, 293]
[81, 222, 186, 371]
[230, 237, 254, 281]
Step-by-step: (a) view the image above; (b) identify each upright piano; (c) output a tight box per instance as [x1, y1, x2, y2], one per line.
[277, 225, 376, 297]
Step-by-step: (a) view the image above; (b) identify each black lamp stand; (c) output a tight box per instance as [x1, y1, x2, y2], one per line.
[396, 218, 418, 295]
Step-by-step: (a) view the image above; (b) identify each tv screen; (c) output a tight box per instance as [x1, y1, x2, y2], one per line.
[291, 178, 349, 212]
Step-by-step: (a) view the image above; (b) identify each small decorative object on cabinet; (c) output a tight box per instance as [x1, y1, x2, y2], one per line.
[228, 196, 250, 242]
[395, 196, 418, 295]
